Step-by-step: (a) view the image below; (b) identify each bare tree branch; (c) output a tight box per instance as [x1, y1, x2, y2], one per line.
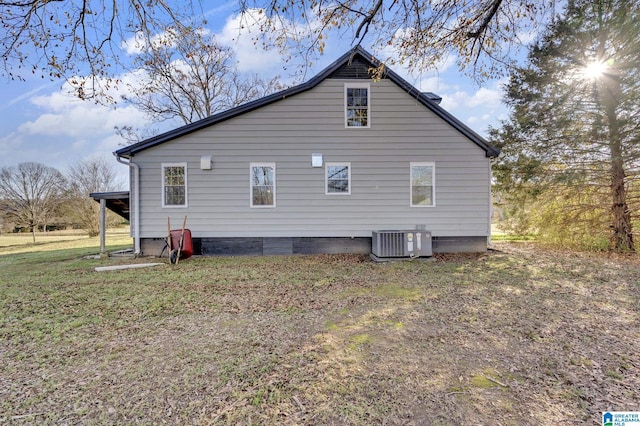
[120, 26, 284, 133]
[467, 0, 504, 39]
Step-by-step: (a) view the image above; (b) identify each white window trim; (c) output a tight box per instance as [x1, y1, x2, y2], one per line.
[344, 82, 371, 128]
[250, 162, 276, 208]
[325, 162, 351, 195]
[161, 162, 188, 208]
[410, 162, 436, 207]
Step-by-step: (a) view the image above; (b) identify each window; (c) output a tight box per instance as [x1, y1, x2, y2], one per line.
[326, 163, 351, 195]
[345, 83, 370, 128]
[410, 162, 435, 207]
[250, 163, 276, 207]
[162, 163, 187, 207]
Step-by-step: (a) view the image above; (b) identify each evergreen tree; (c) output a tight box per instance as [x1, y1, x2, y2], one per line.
[493, 0, 639, 252]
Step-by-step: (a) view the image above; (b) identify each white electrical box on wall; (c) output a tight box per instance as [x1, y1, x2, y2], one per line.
[311, 153, 323, 167]
[200, 155, 212, 170]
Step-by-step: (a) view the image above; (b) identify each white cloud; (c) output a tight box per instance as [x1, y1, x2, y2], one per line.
[121, 28, 185, 56]
[122, 9, 296, 76]
[467, 113, 492, 124]
[416, 76, 453, 94]
[20, 101, 143, 141]
[516, 29, 539, 45]
[216, 9, 287, 73]
[122, 31, 148, 56]
[2, 77, 148, 177]
[378, 28, 458, 83]
[215, 8, 323, 75]
[24, 78, 147, 138]
[123, 27, 217, 56]
[439, 79, 504, 112]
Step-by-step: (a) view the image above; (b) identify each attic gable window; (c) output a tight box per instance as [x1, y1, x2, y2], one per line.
[345, 83, 370, 128]
[162, 163, 187, 208]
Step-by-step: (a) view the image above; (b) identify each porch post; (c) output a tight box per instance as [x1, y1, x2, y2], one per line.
[100, 198, 107, 258]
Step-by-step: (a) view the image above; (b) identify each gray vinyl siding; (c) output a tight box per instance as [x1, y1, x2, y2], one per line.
[133, 79, 491, 239]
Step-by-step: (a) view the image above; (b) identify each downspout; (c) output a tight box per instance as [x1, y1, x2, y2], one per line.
[114, 153, 141, 255]
[488, 156, 498, 249]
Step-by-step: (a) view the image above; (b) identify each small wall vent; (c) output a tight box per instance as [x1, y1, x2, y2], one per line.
[372, 230, 432, 258]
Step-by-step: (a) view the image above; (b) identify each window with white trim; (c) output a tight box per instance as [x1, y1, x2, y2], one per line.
[326, 163, 351, 195]
[410, 162, 435, 207]
[345, 83, 370, 128]
[162, 163, 187, 207]
[250, 163, 276, 207]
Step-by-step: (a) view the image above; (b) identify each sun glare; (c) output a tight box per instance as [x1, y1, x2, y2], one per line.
[582, 61, 608, 79]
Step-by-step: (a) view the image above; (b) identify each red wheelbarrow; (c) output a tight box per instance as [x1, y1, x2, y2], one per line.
[165, 216, 193, 264]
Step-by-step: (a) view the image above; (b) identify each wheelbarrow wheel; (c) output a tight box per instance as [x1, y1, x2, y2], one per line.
[169, 249, 179, 265]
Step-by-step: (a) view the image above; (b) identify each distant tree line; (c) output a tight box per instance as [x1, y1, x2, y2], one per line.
[0, 159, 125, 242]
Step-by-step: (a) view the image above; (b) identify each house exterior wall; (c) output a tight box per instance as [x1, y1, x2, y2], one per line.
[130, 78, 492, 253]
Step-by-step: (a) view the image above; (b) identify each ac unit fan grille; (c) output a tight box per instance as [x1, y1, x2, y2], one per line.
[372, 230, 432, 258]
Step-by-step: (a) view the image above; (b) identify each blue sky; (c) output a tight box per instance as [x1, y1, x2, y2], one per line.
[0, 3, 509, 186]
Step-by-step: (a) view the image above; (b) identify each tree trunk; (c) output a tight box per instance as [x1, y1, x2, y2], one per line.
[604, 77, 634, 252]
[609, 141, 633, 252]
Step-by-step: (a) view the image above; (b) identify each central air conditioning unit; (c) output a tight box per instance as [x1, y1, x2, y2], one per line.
[372, 230, 433, 258]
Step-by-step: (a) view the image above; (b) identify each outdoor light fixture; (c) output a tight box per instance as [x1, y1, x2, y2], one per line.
[312, 153, 323, 167]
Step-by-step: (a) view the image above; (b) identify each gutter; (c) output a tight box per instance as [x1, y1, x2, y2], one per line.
[114, 153, 141, 255]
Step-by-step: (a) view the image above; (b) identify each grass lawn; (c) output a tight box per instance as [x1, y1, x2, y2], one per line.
[0, 227, 132, 253]
[1, 239, 638, 424]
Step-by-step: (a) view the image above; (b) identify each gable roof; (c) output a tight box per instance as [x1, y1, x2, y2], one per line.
[115, 46, 500, 158]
